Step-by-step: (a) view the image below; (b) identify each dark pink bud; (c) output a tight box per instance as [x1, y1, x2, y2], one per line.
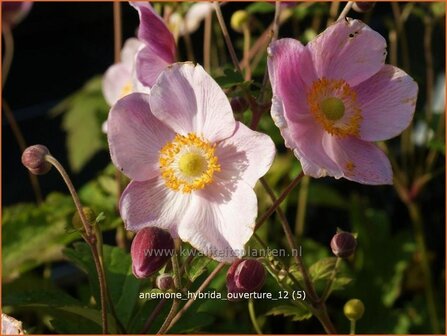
[227, 259, 266, 298]
[330, 232, 357, 258]
[230, 96, 249, 114]
[352, 2, 375, 13]
[21, 145, 51, 175]
[131, 227, 174, 279]
[156, 273, 174, 290]
[2, 2, 33, 27]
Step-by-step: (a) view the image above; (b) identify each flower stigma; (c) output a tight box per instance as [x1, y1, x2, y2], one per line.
[159, 133, 220, 193]
[308, 78, 362, 137]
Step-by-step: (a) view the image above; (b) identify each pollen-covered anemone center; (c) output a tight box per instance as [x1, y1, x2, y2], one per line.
[159, 133, 221, 193]
[307, 78, 362, 137]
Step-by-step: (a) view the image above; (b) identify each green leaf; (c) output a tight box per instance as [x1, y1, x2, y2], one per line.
[185, 256, 212, 282]
[2, 193, 79, 281]
[309, 257, 337, 281]
[64, 242, 140, 327]
[214, 68, 245, 88]
[266, 304, 312, 321]
[246, 2, 275, 14]
[427, 138, 445, 155]
[51, 76, 109, 172]
[307, 183, 348, 209]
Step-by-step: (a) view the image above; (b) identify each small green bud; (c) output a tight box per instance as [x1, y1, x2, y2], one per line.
[72, 207, 96, 231]
[344, 298, 365, 321]
[231, 10, 249, 33]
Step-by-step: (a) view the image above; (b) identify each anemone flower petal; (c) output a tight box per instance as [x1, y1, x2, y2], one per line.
[178, 179, 257, 263]
[215, 122, 276, 188]
[135, 45, 171, 88]
[357, 65, 419, 141]
[308, 18, 387, 86]
[120, 178, 191, 236]
[107, 93, 174, 181]
[103, 64, 132, 106]
[149, 62, 236, 142]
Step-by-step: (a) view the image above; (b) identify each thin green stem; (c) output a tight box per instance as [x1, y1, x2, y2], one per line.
[157, 253, 182, 334]
[350, 319, 356, 335]
[248, 299, 262, 334]
[321, 257, 341, 302]
[166, 262, 226, 332]
[44, 155, 109, 333]
[295, 175, 310, 240]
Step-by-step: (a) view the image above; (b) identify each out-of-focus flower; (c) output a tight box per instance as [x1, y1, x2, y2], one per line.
[227, 259, 266, 298]
[433, 73, 445, 114]
[412, 120, 434, 146]
[2, 314, 24, 335]
[169, 2, 214, 37]
[21, 145, 51, 175]
[131, 227, 174, 278]
[108, 63, 275, 262]
[131, 2, 176, 88]
[268, 19, 418, 185]
[2, 2, 32, 28]
[102, 38, 149, 106]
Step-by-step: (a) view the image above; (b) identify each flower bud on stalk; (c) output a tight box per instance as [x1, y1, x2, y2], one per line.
[230, 96, 249, 114]
[227, 259, 266, 299]
[352, 2, 375, 13]
[344, 298, 365, 321]
[21, 145, 51, 175]
[230, 10, 249, 33]
[131, 227, 174, 279]
[330, 231, 357, 258]
[156, 273, 175, 290]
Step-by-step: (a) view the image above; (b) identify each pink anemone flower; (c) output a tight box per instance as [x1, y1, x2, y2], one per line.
[102, 38, 150, 106]
[268, 18, 418, 185]
[131, 2, 176, 88]
[107, 63, 275, 262]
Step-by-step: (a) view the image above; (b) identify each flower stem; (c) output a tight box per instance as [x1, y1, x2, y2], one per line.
[295, 175, 310, 240]
[2, 23, 14, 86]
[242, 25, 251, 80]
[321, 257, 341, 302]
[255, 171, 304, 231]
[204, 12, 212, 72]
[350, 319, 356, 335]
[113, 2, 122, 63]
[248, 299, 262, 334]
[44, 154, 109, 334]
[213, 1, 242, 74]
[165, 262, 226, 332]
[337, 1, 354, 21]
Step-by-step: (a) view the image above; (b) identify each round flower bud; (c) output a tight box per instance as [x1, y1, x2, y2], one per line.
[344, 298, 365, 321]
[330, 232, 357, 258]
[230, 96, 249, 114]
[227, 259, 266, 299]
[230, 10, 249, 33]
[131, 227, 175, 279]
[156, 273, 174, 290]
[21, 145, 51, 175]
[72, 207, 96, 231]
[352, 2, 375, 13]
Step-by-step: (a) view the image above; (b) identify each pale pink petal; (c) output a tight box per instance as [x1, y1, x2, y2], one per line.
[107, 93, 174, 181]
[121, 38, 145, 69]
[216, 122, 275, 188]
[178, 180, 257, 263]
[356, 65, 418, 141]
[268, 38, 317, 97]
[149, 63, 236, 142]
[181, 2, 214, 35]
[102, 64, 131, 106]
[135, 46, 171, 88]
[324, 136, 392, 185]
[120, 178, 191, 235]
[308, 18, 387, 86]
[130, 2, 176, 63]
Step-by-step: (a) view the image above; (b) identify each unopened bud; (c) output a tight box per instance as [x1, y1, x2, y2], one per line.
[227, 259, 266, 299]
[230, 96, 249, 114]
[330, 232, 357, 258]
[231, 10, 249, 33]
[344, 298, 365, 321]
[156, 273, 174, 290]
[72, 207, 96, 231]
[21, 145, 51, 175]
[131, 227, 174, 279]
[352, 2, 375, 13]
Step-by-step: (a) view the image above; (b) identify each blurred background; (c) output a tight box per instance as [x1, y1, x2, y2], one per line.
[2, 2, 446, 334]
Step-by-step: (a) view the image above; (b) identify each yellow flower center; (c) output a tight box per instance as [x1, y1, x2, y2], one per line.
[159, 133, 220, 193]
[120, 81, 133, 98]
[307, 78, 362, 137]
